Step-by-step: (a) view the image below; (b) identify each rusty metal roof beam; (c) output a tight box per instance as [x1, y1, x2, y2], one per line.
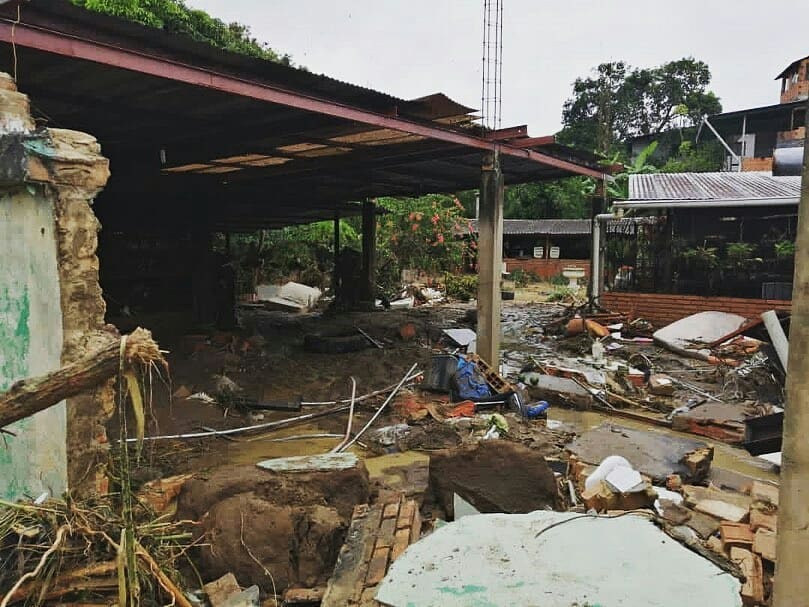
[0, 19, 607, 180]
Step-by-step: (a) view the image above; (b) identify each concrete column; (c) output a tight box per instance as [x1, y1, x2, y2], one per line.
[772, 108, 809, 607]
[476, 152, 504, 367]
[361, 200, 377, 307]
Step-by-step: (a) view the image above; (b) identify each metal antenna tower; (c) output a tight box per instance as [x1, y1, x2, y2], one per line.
[481, 0, 503, 132]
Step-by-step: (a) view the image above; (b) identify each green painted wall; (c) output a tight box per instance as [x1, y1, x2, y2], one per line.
[0, 188, 66, 501]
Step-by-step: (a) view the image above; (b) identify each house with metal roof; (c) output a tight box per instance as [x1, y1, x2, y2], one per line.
[468, 218, 592, 279]
[594, 172, 798, 326]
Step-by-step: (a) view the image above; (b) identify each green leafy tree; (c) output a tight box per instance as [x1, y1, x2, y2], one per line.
[72, 0, 293, 63]
[661, 140, 724, 173]
[559, 58, 721, 155]
[503, 178, 593, 219]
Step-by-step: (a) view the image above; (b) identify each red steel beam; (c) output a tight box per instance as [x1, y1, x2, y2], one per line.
[512, 135, 556, 147]
[0, 19, 607, 180]
[484, 125, 528, 140]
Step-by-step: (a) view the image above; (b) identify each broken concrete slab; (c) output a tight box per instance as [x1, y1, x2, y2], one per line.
[750, 508, 777, 532]
[751, 480, 779, 506]
[566, 423, 712, 483]
[220, 585, 259, 607]
[203, 573, 241, 607]
[687, 510, 722, 539]
[256, 453, 359, 473]
[376, 511, 742, 607]
[654, 311, 748, 361]
[256, 282, 322, 312]
[520, 373, 593, 408]
[695, 500, 749, 523]
[753, 528, 777, 562]
[683, 485, 753, 511]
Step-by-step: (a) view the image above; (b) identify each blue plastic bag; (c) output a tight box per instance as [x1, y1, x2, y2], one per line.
[453, 358, 492, 400]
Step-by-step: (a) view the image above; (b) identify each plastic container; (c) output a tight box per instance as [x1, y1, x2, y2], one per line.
[524, 401, 550, 419]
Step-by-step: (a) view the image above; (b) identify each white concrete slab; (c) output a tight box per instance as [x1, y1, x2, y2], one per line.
[376, 511, 741, 607]
[654, 311, 747, 360]
[256, 453, 358, 473]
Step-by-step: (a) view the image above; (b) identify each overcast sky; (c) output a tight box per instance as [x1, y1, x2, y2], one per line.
[189, 0, 807, 136]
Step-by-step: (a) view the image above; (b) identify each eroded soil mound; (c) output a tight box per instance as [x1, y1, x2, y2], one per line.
[428, 440, 561, 516]
[177, 462, 370, 593]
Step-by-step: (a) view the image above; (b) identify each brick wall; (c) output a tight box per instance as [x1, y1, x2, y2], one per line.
[600, 292, 791, 327]
[781, 80, 809, 103]
[741, 157, 774, 172]
[505, 258, 590, 280]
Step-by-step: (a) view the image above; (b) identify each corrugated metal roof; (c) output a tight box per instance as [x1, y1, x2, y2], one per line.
[629, 172, 802, 201]
[469, 219, 591, 236]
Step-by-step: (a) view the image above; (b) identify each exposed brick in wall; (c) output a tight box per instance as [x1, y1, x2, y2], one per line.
[504, 258, 590, 280]
[741, 157, 774, 172]
[321, 494, 421, 607]
[601, 292, 791, 327]
[781, 80, 809, 104]
[47, 129, 112, 497]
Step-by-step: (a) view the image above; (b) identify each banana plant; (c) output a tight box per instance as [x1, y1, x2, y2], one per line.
[604, 141, 659, 200]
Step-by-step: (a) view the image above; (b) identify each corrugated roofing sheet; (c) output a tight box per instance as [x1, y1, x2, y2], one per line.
[629, 172, 802, 201]
[469, 219, 591, 236]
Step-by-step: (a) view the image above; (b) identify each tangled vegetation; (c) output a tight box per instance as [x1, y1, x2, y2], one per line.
[71, 0, 292, 64]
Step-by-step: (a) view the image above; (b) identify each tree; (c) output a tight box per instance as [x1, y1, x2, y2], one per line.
[503, 178, 593, 219]
[71, 0, 293, 64]
[559, 58, 721, 155]
[661, 140, 724, 173]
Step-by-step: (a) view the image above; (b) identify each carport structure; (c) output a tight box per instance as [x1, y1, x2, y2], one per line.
[0, 0, 608, 364]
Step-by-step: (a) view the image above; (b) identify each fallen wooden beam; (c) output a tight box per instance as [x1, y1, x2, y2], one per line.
[0, 327, 165, 429]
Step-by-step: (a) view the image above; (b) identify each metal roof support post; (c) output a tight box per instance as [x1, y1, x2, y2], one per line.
[476, 151, 504, 368]
[591, 213, 613, 304]
[701, 116, 741, 171]
[360, 199, 377, 309]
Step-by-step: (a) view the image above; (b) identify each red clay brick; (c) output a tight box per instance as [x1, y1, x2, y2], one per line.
[397, 501, 416, 529]
[375, 517, 397, 549]
[391, 528, 412, 561]
[365, 547, 391, 586]
[382, 502, 400, 519]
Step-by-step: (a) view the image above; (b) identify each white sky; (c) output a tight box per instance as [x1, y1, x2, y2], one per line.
[189, 0, 807, 136]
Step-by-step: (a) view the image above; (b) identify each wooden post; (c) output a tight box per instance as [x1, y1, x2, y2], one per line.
[476, 152, 504, 367]
[361, 200, 377, 307]
[772, 110, 809, 607]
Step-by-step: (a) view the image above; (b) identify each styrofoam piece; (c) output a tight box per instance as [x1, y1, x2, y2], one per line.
[584, 455, 633, 492]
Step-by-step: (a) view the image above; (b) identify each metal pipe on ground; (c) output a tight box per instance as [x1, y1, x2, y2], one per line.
[331, 377, 357, 453]
[336, 363, 419, 452]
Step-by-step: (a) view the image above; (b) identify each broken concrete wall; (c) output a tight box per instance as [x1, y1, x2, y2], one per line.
[0, 73, 111, 500]
[0, 187, 66, 500]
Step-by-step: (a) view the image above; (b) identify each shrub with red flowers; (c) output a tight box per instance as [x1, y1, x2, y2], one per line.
[375, 194, 475, 288]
